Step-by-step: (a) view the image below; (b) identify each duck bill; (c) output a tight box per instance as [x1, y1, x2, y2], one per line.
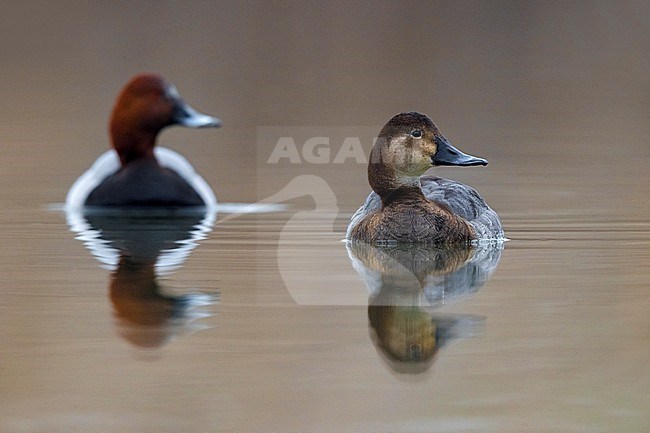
[174, 101, 222, 128]
[432, 136, 487, 166]
[165, 83, 221, 128]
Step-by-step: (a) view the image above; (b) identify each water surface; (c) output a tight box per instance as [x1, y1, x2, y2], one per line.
[0, 2, 648, 432]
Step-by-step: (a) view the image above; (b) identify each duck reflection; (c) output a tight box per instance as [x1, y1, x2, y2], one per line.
[346, 241, 503, 374]
[67, 209, 218, 348]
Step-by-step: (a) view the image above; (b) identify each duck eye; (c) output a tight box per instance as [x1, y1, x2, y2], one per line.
[410, 129, 422, 138]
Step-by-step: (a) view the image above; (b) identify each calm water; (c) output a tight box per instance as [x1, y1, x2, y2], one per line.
[1, 2, 649, 433]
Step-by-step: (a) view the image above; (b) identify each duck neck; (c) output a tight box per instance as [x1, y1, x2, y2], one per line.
[368, 159, 425, 206]
[111, 128, 158, 166]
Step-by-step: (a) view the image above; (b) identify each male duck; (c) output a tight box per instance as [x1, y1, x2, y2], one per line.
[347, 112, 503, 244]
[66, 73, 221, 209]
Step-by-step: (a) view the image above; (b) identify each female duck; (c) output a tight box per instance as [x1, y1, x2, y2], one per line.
[347, 112, 503, 244]
[66, 73, 221, 209]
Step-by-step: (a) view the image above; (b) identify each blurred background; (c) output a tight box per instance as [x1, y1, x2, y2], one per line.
[0, 1, 647, 213]
[0, 2, 648, 432]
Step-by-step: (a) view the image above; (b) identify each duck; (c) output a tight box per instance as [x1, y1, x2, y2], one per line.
[65, 73, 221, 209]
[346, 112, 504, 244]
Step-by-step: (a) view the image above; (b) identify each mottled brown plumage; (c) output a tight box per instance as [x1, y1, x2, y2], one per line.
[350, 185, 475, 244]
[347, 112, 503, 244]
